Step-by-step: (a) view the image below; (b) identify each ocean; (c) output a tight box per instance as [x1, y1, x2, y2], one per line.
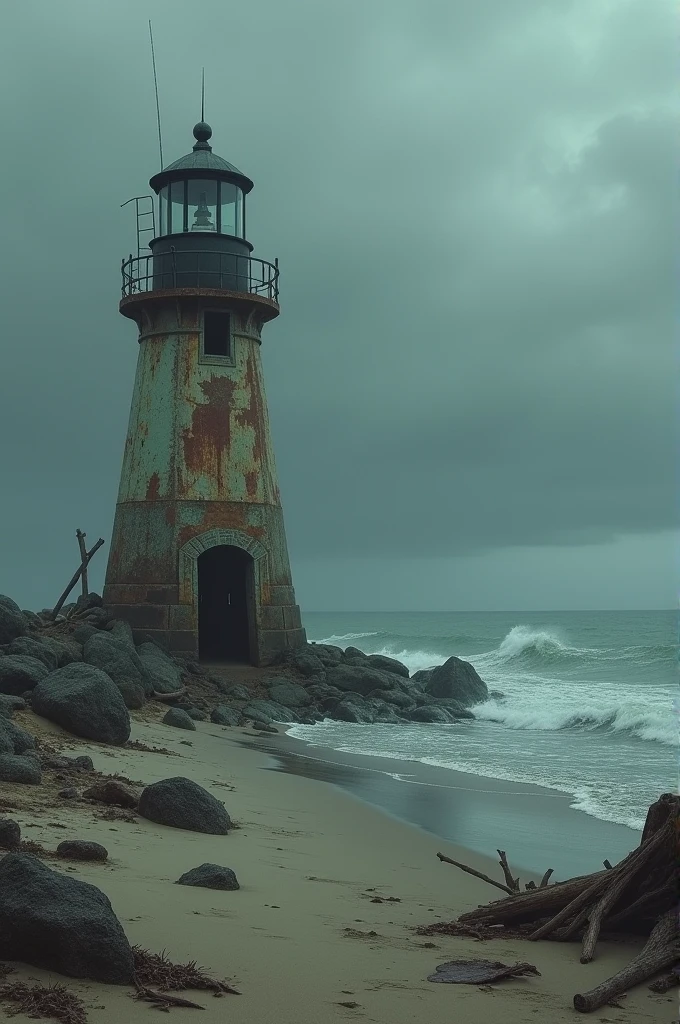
[287, 611, 677, 836]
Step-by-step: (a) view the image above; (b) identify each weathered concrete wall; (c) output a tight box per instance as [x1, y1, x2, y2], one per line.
[104, 291, 305, 664]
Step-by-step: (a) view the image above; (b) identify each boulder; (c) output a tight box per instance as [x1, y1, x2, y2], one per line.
[59, 788, 79, 800]
[31, 663, 131, 745]
[0, 693, 26, 718]
[427, 697, 476, 719]
[41, 753, 94, 771]
[0, 717, 35, 755]
[184, 706, 208, 721]
[136, 642, 184, 694]
[138, 777, 231, 834]
[75, 592, 104, 612]
[424, 657, 488, 706]
[410, 669, 433, 688]
[242, 699, 299, 723]
[176, 863, 240, 891]
[83, 607, 112, 628]
[0, 754, 42, 783]
[107, 618, 136, 646]
[213, 682, 251, 701]
[8, 637, 59, 671]
[252, 721, 278, 733]
[163, 708, 196, 731]
[287, 650, 325, 678]
[0, 655, 49, 695]
[242, 706, 272, 726]
[0, 853, 134, 982]
[296, 707, 324, 723]
[210, 705, 242, 727]
[72, 624, 99, 645]
[41, 637, 83, 667]
[367, 654, 410, 678]
[406, 705, 456, 724]
[368, 688, 414, 710]
[308, 643, 343, 665]
[0, 598, 28, 644]
[331, 696, 376, 724]
[305, 683, 343, 702]
[20, 609, 43, 629]
[326, 664, 401, 697]
[0, 818, 21, 849]
[83, 634, 147, 708]
[57, 840, 109, 862]
[83, 780, 139, 809]
[267, 679, 312, 708]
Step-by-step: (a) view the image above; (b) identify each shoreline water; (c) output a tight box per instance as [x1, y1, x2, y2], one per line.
[258, 731, 642, 879]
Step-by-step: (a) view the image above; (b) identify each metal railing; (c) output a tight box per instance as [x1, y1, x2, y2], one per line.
[121, 249, 280, 302]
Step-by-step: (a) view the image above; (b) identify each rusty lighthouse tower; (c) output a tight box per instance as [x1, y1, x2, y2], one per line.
[103, 119, 306, 664]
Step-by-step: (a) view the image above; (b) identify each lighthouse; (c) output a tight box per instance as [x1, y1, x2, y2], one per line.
[103, 120, 306, 665]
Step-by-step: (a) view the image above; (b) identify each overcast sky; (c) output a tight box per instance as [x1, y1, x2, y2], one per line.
[0, 0, 675, 612]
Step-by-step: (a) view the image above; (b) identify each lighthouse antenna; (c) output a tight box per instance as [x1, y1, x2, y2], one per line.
[149, 20, 164, 170]
[201, 67, 205, 121]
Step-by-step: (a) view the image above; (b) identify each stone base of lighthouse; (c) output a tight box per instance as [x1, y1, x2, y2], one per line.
[103, 499, 305, 665]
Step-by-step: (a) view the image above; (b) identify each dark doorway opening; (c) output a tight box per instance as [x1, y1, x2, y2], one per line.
[198, 545, 254, 663]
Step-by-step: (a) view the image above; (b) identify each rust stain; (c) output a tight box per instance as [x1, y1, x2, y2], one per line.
[245, 470, 258, 497]
[181, 375, 237, 494]
[235, 352, 264, 469]
[176, 505, 264, 550]
[165, 503, 177, 526]
[146, 472, 161, 501]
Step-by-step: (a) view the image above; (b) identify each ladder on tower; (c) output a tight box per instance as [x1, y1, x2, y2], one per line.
[121, 195, 157, 259]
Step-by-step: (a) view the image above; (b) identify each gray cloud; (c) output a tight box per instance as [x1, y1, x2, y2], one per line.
[0, 0, 674, 608]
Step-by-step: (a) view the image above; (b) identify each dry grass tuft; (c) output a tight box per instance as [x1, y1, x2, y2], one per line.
[18, 839, 50, 857]
[132, 946, 239, 994]
[0, 981, 87, 1024]
[97, 806, 138, 823]
[125, 740, 173, 755]
[414, 919, 534, 940]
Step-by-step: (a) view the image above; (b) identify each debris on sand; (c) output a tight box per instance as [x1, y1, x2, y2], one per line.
[0, 979, 88, 1024]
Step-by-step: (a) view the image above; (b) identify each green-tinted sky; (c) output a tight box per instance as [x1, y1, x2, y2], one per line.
[0, 0, 675, 610]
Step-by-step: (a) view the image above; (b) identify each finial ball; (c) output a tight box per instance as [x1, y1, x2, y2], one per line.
[193, 121, 212, 143]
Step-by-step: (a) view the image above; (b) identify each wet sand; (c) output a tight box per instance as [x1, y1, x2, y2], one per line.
[2, 710, 672, 1024]
[263, 732, 641, 879]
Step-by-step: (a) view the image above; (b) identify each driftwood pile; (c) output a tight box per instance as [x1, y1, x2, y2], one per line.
[432, 793, 679, 1013]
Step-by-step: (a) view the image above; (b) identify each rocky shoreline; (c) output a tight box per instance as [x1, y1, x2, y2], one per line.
[0, 592, 493, 758]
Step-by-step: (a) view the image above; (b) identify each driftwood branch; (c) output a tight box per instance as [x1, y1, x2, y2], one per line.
[152, 688, 187, 703]
[133, 978, 204, 1009]
[573, 909, 679, 1012]
[530, 821, 670, 943]
[539, 869, 554, 888]
[51, 537, 105, 618]
[438, 795, 677, 1014]
[497, 850, 520, 892]
[579, 829, 667, 963]
[436, 852, 514, 895]
[76, 529, 88, 597]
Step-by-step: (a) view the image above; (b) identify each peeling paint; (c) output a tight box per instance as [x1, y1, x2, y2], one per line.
[105, 289, 304, 662]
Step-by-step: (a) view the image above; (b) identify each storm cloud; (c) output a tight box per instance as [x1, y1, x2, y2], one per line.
[0, 0, 674, 610]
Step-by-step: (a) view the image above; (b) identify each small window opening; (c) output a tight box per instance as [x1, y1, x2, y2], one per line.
[203, 311, 231, 357]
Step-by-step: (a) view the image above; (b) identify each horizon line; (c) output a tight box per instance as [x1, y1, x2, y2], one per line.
[300, 608, 676, 614]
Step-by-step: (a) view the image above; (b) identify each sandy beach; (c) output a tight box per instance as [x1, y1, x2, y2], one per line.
[2, 707, 674, 1024]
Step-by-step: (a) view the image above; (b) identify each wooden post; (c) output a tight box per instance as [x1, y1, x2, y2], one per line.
[76, 529, 88, 597]
[51, 537, 105, 619]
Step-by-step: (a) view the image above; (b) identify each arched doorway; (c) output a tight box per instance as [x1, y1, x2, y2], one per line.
[197, 545, 255, 662]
